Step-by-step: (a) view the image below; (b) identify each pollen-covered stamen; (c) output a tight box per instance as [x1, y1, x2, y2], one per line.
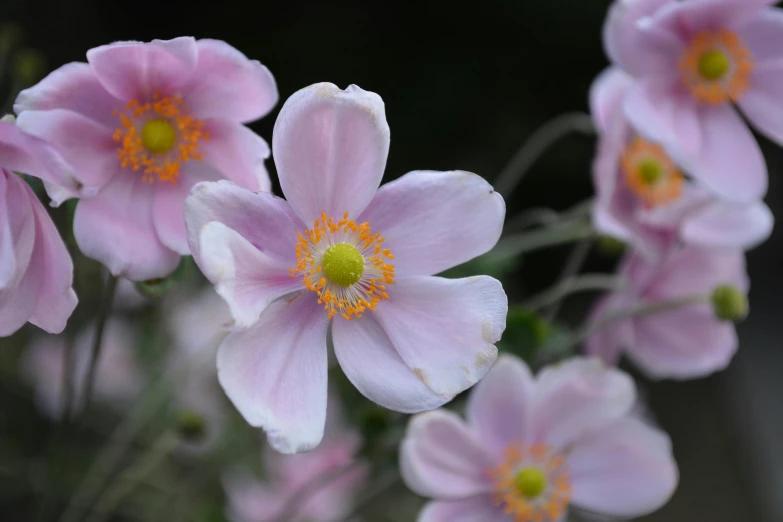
[679, 29, 753, 105]
[489, 442, 571, 522]
[290, 212, 396, 320]
[621, 137, 684, 208]
[113, 93, 208, 184]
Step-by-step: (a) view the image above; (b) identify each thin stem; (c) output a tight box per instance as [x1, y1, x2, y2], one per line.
[522, 273, 622, 312]
[494, 112, 595, 198]
[80, 275, 118, 413]
[542, 237, 594, 321]
[83, 432, 178, 522]
[274, 460, 365, 522]
[568, 293, 711, 348]
[337, 471, 401, 522]
[491, 219, 596, 260]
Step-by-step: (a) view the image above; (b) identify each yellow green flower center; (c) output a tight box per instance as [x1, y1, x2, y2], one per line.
[698, 50, 730, 81]
[514, 467, 547, 499]
[141, 119, 177, 154]
[322, 243, 365, 287]
[638, 159, 664, 185]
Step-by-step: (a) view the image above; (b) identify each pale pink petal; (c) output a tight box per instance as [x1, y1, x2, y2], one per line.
[86, 37, 198, 101]
[682, 200, 773, 250]
[74, 175, 180, 281]
[152, 161, 223, 255]
[465, 354, 535, 460]
[624, 79, 702, 161]
[689, 104, 767, 203]
[184, 180, 303, 264]
[400, 410, 494, 499]
[201, 119, 271, 192]
[584, 295, 635, 365]
[14, 62, 125, 128]
[738, 8, 783, 65]
[568, 417, 677, 518]
[0, 174, 40, 336]
[332, 313, 452, 414]
[26, 181, 77, 333]
[646, 247, 749, 300]
[184, 39, 278, 122]
[223, 470, 284, 522]
[358, 170, 504, 276]
[589, 67, 634, 134]
[0, 121, 81, 193]
[603, 0, 681, 76]
[532, 357, 636, 450]
[217, 293, 329, 454]
[630, 308, 738, 379]
[15, 109, 118, 194]
[272, 83, 390, 223]
[739, 67, 783, 146]
[198, 222, 301, 330]
[651, 0, 772, 38]
[418, 497, 509, 522]
[0, 172, 17, 288]
[374, 275, 506, 397]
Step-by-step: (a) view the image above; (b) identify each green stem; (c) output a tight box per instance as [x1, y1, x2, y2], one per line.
[494, 112, 595, 198]
[542, 237, 594, 321]
[80, 275, 118, 413]
[491, 219, 596, 260]
[523, 273, 622, 312]
[83, 432, 177, 522]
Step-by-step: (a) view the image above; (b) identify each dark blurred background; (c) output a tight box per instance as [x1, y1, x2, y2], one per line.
[1, 0, 781, 520]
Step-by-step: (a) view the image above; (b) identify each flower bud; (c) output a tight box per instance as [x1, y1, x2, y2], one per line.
[13, 48, 46, 84]
[134, 258, 188, 298]
[175, 410, 207, 443]
[597, 235, 625, 256]
[711, 285, 748, 322]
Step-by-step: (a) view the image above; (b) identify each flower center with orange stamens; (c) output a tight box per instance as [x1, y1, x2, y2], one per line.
[290, 212, 395, 320]
[489, 442, 571, 522]
[621, 137, 684, 208]
[113, 94, 208, 184]
[679, 29, 753, 105]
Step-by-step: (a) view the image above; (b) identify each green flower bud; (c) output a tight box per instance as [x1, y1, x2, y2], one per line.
[597, 235, 625, 256]
[134, 258, 188, 298]
[175, 410, 207, 443]
[13, 48, 46, 84]
[711, 285, 748, 322]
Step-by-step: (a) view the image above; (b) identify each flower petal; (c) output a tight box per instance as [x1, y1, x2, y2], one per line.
[418, 497, 512, 522]
[738, 7, 783, 65]
[682, 200, 773, 250]
[0, 173, 15, 288]
[152, 161, 223, 255]
[645, 247, 749, 300]
[14, 62, 125, 128]
[332, 312, 452, 414]
[217, 292, 329, 454]
[531, 357, 636, 451]
[73, 174, 181, 281]
[738, 67, 783, 146]
[26, 182, 77, 334]
[584, 295, 635, 365]
[374, 275, 506, 397]
[630, 308, 738, 379]
[603, 0, 681, 76]
[184, 39, 278, 122]
[198, 221, 301, 330]
[358, 170, 505, 276]
[568, 417, 677, 518]
[651, 0, 772, 37]
[201, 119, 271, 192]
[272, 83, 390, 223]
[86, 37, 198, 101]
[184, 180, 303, 265]
[689, 104, 767, 203]
[15, 109, 118, 194]
[400, 410, 494, 499]
[589, 67, 634, 134]
[465, 354, 535, 460]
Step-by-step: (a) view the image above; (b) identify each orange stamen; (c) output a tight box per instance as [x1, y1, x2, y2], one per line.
[113, 93, 208, 184]
[621, 137, 684, 208]
[488, 442, 571, 522]
[679, 29, 753, 105]
[290, 212, 395, 320]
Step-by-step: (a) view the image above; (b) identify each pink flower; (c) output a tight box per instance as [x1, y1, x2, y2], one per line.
[15, 37, 278, 281]
[20, 318, 143, 419]
[184, 83, 507, 454]
[590, 66, 773, 259]
[586, 245, 748, 379]
[0, 120, 78, 336]
[400, 355, 678, 522]
[604, 0, 783, 202]
[223, 396, 368, 522]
